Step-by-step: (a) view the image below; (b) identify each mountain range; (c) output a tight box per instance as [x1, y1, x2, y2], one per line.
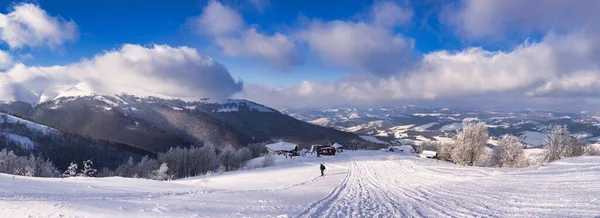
[282, 106, 600, 148]
[0, 94, 374, 159]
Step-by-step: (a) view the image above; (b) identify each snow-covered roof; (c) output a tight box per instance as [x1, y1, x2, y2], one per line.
[420, 150, 437, 158]
[265, 141, 298, 151]
[331, 143, 343, 148]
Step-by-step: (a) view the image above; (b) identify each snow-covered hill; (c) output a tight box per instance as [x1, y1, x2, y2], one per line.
[1, 151, 599, 217]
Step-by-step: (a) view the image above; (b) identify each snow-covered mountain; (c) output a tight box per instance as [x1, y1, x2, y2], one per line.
[1, 94, 375, 154]
[282, 106, 600, 148]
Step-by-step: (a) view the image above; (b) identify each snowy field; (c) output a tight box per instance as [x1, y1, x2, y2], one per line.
[1, 151, 599, 217]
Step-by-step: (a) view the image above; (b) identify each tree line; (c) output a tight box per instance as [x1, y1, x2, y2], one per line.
[423, 120, 596, 168]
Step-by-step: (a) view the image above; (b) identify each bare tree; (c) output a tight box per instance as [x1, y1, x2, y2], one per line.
[451, 121, 488, 166]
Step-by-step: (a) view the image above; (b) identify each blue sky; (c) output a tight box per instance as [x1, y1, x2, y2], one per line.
[0, 0, 599, 110]
[5, 0, 459, 86]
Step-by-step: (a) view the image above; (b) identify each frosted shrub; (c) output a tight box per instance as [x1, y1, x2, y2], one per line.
[81, 159, 97, 177]
[0, 149, 58, 177]
[261, 153, 274, 168]
[436, 143, 454, 161]
[544, 125, 589, 162]
[451, 121, 488, 166]
[153, 163, 170, 181]
[497, 135, 527, 168]
[63, 162, 78, 177]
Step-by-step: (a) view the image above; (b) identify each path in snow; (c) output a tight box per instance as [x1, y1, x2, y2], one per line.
[1, 152, 599, 217]
[299, 157, 600, 217]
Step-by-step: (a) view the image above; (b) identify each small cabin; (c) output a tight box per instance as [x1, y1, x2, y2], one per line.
[317, 147, 336, 156]
[331, 143, 344, 152]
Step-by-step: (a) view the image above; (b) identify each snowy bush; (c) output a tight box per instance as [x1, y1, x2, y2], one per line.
[81, 159, 97, 177]
[0, 149, 59, 177]
[63, 162, 78, 178]
[133, 156, 159, 178]
[586, 145, 600, 156]
[436, 143, 454, 161]
[115, 157, 135, 177]
[261, 153, 274, 168]
[451, 121, 488, 166]
[153, 163, 171, 181]
[475, 147, 499, 167]
[497, 135, 527, 168]
[418, 141, 439, 153]
[544, 125, 589, 162]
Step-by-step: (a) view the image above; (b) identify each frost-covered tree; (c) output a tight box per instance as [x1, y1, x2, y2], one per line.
[497, 135, 527, 168]
[418, 141, 439, 153]
[452, 121, 488, 166]
[115, 156, 135, 177]
[219, 146, 237, 172]
[153, 163, 170, 181]
[436, 143, 454, 161]
[236, 147, 253, 169]
[544, 125, 588, 162]
[247, 141, 269, 158]
[133, 156, 158, 178]
[0, 149, 58, 177]
[63, 162, 78, 177]
[157, 144, 220, 179]
[197, 143, 220, 174]
[81, 159, 97, 177]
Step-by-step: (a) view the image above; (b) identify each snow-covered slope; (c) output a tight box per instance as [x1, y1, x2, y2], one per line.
[519, 131, 547, 148]
[219, 99, 275, 112]
[440, 122, 463, 132]
[1, 151, 599, 217]
[413, 122, 438, 131]
[359, 135, 390, 145]
[2, 133, 34, 149]
[0, 112, 54, 134]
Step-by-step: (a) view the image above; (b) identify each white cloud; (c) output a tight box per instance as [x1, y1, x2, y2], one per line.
[195, 0, 243, 36]
[298, 1, 416, 75]
[240, 32, 600, 107]
[215, 28, 297, 68]
[527, 71, 600, 97]
[299, 21, 415, 75]
[248, 0, 270, 13]
[0, 50, 13, 69]
[444, 0, 600, 41]
[192, 1, 297, 68]
[370, 0, 413, 28]
[0, 3, 78, 49]
[0, 44, 243, 104]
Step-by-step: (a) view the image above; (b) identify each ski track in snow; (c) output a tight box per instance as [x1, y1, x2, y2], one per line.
[1, 152, 600, 217]
[299, 158, 600, 218]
